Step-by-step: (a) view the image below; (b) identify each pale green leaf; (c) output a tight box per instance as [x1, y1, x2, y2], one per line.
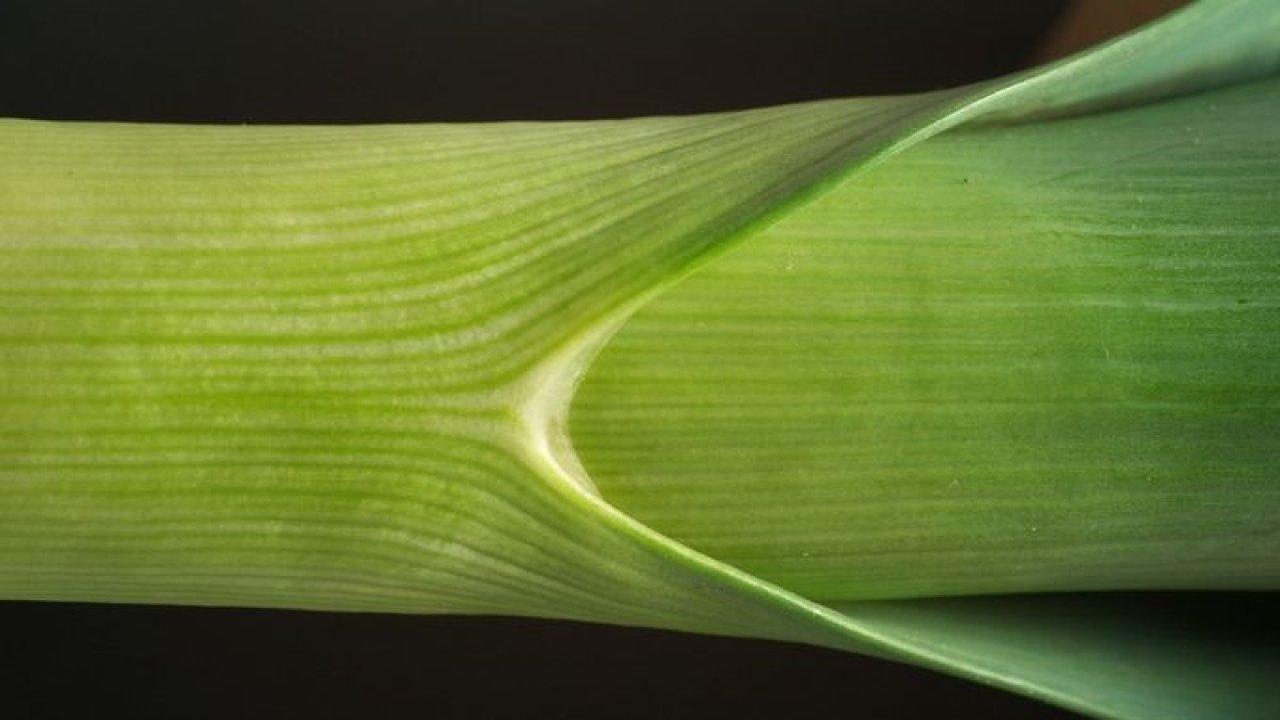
[0, 93, 976, 641]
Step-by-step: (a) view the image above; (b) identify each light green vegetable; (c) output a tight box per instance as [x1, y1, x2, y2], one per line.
[1, 1, 1277, 716]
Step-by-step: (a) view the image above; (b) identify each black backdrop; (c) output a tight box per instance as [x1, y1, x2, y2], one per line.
[0, 0, 1066, 122]
[0, 2, 1091, 718]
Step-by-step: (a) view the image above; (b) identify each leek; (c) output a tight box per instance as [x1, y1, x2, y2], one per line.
[2, 1, 1278, 716]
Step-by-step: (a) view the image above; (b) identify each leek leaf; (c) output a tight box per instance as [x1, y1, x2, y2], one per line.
[1, 1, 1277, 717]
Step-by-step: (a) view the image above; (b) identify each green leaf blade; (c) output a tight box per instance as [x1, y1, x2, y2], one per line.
[573, 75, 1280, 603]
[835, 594, 1280, 720]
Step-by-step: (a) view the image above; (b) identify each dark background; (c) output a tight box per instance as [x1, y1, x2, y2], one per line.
[5, 600, 1084, 720]
[0, 2, 1192, 718]
[1, 0, 1070, 122]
